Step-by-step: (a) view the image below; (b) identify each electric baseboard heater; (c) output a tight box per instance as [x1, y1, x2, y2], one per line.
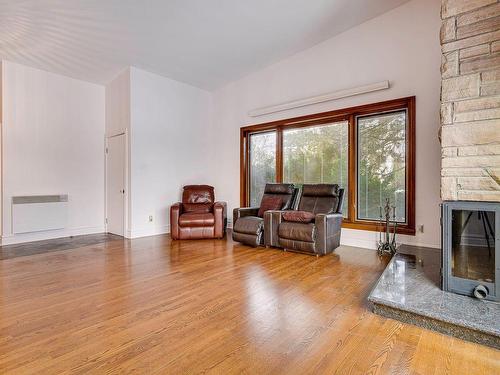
[12, 195, 68, 234]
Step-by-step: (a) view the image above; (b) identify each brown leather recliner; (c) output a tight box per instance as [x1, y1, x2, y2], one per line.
[170, 185, 227, 240]
[264, 184, 344, 256]
[232, 183, 298, 247]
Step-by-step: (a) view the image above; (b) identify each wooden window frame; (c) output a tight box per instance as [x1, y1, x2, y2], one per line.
[240, 96, 416, 235]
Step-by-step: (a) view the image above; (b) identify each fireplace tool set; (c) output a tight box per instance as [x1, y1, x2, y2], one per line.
[377, 198, 398, 257]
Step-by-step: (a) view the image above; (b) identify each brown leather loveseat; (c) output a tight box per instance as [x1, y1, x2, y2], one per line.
[170, 185, 227, 240]
[264, 184, 344, 256]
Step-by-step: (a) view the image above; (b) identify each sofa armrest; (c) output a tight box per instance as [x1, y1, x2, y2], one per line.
[170, 202, 183, 240]
[214, 201, 227, 238]
[233, 207, 260, 222]
[315, 213, 343, 255]
[264, 210, 285, 247]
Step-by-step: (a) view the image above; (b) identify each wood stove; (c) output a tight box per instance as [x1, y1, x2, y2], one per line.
[442, 201, 499, 302]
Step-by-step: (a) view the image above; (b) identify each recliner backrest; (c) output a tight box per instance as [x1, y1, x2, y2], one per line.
[260, 183, 297, 210]
[297, 184, 344, 215]
[182, 185, 215, 213]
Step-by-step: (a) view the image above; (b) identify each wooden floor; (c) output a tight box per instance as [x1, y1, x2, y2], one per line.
[0, 235, 498, 374]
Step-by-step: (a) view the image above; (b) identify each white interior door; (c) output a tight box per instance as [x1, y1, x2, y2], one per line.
[106, 134, 125, 236]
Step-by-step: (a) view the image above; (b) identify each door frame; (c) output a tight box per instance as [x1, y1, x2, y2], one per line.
[104, 130, 129, 237]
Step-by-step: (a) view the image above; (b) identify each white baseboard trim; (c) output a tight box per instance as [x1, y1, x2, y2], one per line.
[339, 238, 440, 251]
[339, 228, 440, 250]
[1, 225, 106, 245]
[340, 238, 441, 250]
[126, 225, 170, 239]
[340, 236, 378, 250]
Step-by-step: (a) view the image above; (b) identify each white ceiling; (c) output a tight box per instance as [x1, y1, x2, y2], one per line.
[0, 0, 410, 90]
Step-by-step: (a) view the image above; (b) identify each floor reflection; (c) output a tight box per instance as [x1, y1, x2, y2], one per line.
[243, 264, 323, 347]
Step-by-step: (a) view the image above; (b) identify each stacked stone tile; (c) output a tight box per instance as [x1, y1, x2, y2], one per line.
[440, 0, 500, 201]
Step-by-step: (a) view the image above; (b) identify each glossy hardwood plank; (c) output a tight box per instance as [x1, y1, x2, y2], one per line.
[0, 234, 498, 374]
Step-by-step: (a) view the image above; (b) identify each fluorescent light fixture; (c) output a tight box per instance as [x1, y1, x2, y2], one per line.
[248, 80, 390, 117]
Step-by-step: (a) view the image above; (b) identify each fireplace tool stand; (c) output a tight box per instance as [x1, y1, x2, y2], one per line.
[377, 198, 398, 257]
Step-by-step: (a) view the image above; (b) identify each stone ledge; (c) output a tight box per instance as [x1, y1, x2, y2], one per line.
[454, 95, 500, 112]
[442, 167, 498, 177]
[372, 303, 500, 349]
[460, 53, 500, 74]
[457, 3, 500, 26]
[442, 30, 500, 53]
[457, 190, 500, 201]
[441, 119, 500, 147]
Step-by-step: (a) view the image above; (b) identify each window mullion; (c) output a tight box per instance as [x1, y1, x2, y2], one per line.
[348, 114, 356, 223]
[276, 127, 283, 183]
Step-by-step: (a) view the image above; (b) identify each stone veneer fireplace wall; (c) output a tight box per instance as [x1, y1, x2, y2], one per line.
[369, 0, 500, 349]
[440, 0, 500, 202]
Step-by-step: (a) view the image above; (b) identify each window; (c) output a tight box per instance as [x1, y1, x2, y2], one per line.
[248, 131, 276, 206]
[283, 122, 348, 216]
[240, 97, 415, 234]
[357, 111, 407, 223]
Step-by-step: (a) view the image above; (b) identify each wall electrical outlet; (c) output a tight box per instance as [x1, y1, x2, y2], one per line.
[149, 215, 153, 222]
[418, 224, 424, 233]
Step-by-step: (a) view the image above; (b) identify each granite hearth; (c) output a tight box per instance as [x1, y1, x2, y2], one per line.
[368, 246, 500, 349]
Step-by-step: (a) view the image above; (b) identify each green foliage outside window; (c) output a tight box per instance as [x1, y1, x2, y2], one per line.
[357, 111, 406, 222]
[283, 122, 348, 216]
[249, 131, 276, 206]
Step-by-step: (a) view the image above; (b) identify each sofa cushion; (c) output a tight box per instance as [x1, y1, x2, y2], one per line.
[233, 216, 263, 235]
[258, 195, 283, 217]
[183, 203, 213, 213]
[178, 212, 215, 228]
[282, 210, 316, 223]
[278, 222, 315, 242]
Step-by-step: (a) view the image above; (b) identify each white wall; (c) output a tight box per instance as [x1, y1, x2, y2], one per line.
[128, 67, 214, 238]
[211, 0, 442, 248]
[1, 61, 105, 244]
[105, 68, 131, 137]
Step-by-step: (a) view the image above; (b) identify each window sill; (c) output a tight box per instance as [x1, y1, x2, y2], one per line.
[342, 221, 416, 236]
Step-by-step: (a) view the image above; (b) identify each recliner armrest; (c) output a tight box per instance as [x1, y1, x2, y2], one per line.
[264, 210, 286, 247]
[170, 202, 183, 240]
[233, 207, 260, 222]
[214, 201, 227, 218]
[315, 213, 343, 255]
[315, 212, 343, 222]
[315, 213, 343, 233]
[214, 201, 227, 238]
[171, 202, 183, 213]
